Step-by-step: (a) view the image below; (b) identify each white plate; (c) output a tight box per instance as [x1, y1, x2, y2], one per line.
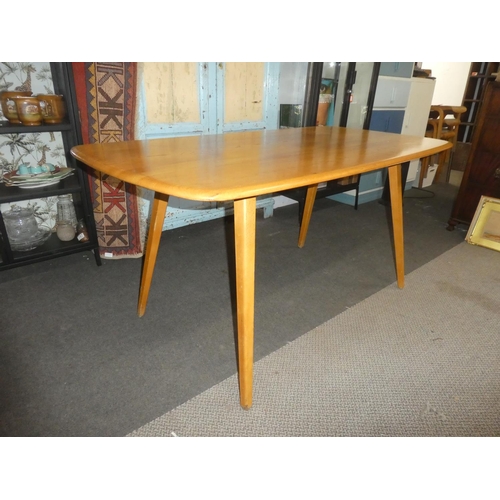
[5, 170, 75, 188]
[4, 168, 75, 186]
[10, 167, 74, 180]
[17, 179, 61, 189]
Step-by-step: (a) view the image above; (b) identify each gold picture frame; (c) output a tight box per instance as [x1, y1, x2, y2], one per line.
[466, 196, 500, 252]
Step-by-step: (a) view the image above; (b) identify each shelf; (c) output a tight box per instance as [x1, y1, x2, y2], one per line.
[0, 172, 82, 203]
[1, 231, 96, 270]
[458, 62, 499, 144]
[0, 120, 72, 134]
[0, 62, 101, 271]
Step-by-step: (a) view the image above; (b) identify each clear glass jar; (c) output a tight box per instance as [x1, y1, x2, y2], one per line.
[56, 195, 77, 229]
[3, 206, 39, 243]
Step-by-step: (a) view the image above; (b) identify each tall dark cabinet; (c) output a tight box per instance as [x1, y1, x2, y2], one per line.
[448, 79, 500, 230]
[0, 62, 101, 270]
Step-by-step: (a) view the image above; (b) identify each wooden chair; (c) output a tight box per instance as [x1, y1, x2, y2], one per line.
[418, 105, 466, 187]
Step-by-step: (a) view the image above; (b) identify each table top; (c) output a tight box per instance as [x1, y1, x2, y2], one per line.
[71, 126, 451, 202]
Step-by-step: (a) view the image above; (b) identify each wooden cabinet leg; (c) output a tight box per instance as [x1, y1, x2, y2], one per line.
[234, 197, 256, 410]
[446, 219, 457, 231]
[388, 165, 405, 289]
[137, 192, 169, 317]
[298, 185, 318, 248]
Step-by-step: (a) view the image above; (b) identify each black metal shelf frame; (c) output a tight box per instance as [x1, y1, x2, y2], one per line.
[0, 62, 101, 270]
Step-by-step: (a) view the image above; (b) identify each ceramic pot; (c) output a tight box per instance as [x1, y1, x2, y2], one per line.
[17, 163, 31, 175]
[316, 94, 333, 127]
[12, 96, 43, 126]
[316, 102, 330, 126]
[37, 94, 66, 124]
[0, 91, 32, 124]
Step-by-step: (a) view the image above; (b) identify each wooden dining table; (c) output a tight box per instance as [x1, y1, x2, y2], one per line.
[71, 126, 451, 409]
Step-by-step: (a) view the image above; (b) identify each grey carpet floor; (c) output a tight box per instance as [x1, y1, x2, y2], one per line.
[129, 242, 500, 437]
[0, 183, 467, 436]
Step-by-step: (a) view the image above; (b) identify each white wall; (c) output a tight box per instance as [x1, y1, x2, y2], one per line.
[421, 62, 471, 105]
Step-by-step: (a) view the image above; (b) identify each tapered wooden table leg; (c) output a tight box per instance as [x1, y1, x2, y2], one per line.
[388, 164, 405, 289]
[138, 192, 169, 317]
[298, 184, 318, 248]
[233, 197, 257, 409]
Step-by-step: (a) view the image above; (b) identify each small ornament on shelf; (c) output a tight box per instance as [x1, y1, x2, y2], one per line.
[56, 220, 76, 241]
[56, 194, 77, 229]
[76, 219, 89, 242]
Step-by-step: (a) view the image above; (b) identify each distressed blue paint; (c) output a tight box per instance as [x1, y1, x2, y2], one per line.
[217, 62, 280, 133]
[144, 127, 203, 139]
[137, 63, 280, 139]
[135, 74, 148, 140]
[135, 62, 279, 230]
[223, 121, 269, 132]
[199, 62, 212, 135]
[206, 62, 218, 135]
[162, 197, 275, 231]
[264, 63, 280, 130]
[137, 63, 210, 140]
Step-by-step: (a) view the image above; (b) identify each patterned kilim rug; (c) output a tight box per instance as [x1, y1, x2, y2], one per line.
[72, 62, 144, 258]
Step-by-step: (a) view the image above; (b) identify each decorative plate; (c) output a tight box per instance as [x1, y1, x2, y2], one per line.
[3, 167, 75, 187]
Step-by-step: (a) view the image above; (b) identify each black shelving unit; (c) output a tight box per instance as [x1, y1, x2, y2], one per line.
[0, 62, 101, 270]
[458, 62, 499, 144]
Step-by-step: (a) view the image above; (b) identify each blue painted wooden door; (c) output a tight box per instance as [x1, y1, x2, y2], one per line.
[135, 62, 280, 223]
[136, 62, 279, 139]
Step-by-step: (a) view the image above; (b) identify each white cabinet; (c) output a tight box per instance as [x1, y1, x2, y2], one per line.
[330, 64, 417, 206]
[373, 77, 412, 108]
[363, 71, 435, 202]
[402, 78, 436, 136]
[358, 71, 412, 204]
[401, 78, 436, 186]
[379, 62, 414, 78]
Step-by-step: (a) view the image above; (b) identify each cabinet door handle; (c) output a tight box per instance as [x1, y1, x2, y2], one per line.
[494, 168, 500, 179]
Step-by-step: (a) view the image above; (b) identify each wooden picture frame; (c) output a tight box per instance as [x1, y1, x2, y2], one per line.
[466, 196, 500, 252]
